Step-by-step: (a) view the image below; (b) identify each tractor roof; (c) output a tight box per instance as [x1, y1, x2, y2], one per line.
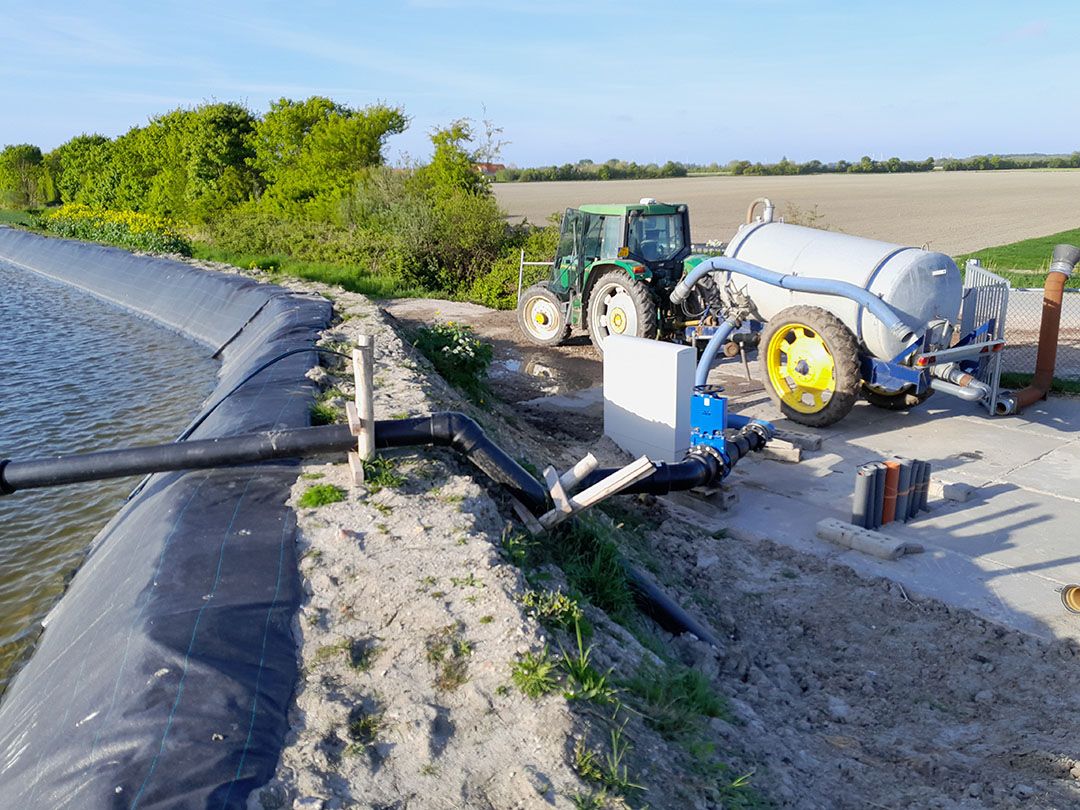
[577, 202, 684, 216]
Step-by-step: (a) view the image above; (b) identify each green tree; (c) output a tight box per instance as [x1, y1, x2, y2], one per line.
[0, 144, 46, 207]
[48, 134, 112, 204]
[417, 119, 489, 199]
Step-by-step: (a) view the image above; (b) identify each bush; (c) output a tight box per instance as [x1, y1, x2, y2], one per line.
[466, 223, 559, 309]
[413, 321, 493, 404]
[43, 204, 192, 255]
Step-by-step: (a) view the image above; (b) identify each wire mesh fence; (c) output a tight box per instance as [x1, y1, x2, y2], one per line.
[1002, 288, 1080, 381]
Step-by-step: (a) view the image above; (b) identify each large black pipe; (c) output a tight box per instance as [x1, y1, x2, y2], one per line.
[1, 413, 549, 514]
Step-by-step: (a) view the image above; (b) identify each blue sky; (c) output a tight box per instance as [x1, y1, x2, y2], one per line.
[0, 1, 1076, 166]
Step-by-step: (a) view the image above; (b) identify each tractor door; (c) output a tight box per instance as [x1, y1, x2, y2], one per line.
[552, 208, 588, 293]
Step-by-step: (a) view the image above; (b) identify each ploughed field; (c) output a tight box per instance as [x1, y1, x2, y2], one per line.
[493, 169, 1080, 255]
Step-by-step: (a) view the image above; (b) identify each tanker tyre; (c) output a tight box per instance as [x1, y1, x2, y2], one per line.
[586, 269, 658, 355]
[517, 283, 571, 347]
[759, 305, 861, 428]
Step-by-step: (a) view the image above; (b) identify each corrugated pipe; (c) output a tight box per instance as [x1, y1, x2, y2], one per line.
[671, 256, 916, 346]
[1007, 244, 1080, 412]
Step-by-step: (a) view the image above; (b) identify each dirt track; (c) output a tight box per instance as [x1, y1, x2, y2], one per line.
[493, 171, 1080, 255]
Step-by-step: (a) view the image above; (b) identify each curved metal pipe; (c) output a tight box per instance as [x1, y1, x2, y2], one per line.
[745, 197, 775, 224]
[1012, 244, 1080, 410]
[671, 256, 915, 345]
[930, 378, 983, 402]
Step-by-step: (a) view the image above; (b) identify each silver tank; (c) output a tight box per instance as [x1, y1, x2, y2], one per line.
[723, 221, 962, 360]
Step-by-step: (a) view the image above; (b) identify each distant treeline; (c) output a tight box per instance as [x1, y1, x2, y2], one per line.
[496, 152, 1080, 181]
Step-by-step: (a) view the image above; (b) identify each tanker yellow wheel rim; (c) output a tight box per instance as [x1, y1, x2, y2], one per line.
[1062, 585, 1080, 613]
[765, 323, 836, 414]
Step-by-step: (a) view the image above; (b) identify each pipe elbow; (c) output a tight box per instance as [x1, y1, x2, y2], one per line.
[1051, 243, 1080, 277]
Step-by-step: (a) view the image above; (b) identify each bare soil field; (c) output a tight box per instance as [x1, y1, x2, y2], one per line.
[493, 171, 1080, 255]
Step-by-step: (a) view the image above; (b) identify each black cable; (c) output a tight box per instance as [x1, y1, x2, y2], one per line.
[175, 347, 351, 443]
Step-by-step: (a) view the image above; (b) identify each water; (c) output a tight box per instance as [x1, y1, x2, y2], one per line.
[0, 260, 217, 694]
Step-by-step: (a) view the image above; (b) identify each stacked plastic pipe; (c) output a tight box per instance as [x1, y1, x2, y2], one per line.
[851, 457, 931, 529]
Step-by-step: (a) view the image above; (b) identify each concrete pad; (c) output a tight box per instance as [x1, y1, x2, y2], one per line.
[709, 364, 1080, 643]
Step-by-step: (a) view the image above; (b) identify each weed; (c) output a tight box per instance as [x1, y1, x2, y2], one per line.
[420, 762, 440, 776]
[572, 737, 604, 783]
[501, 526, 539, 569]
[521, 588, 585, 632]
[623, 663, 728, 738]
[298, 484, 346, 508]
[425, 623, 473, 691]
[569, 792, 607, 810]
[344, 704, 384, 756]
[478, 615, 494, 624]
[413, 321, 493, 404]
[560, 620, 617, 706]
[314, 639, 350, 665]
[450, 572, 484, 589]
[309, 400, 339, 426]
[511, 647, 558, 698]
[600, 725, 644, 794]
[348, 638, 380, 672]
[363, 455, 405, 493]
[390, 411, 411, 419]
[417, 575, 438, 592]
[371, 501, 392, 516]
[300, 472, 325, 481]
[375, 522, 389, 533]
[495, 684, 511, 697]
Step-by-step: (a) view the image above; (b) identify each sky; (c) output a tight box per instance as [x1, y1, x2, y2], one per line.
[0, 0, 1077, 167]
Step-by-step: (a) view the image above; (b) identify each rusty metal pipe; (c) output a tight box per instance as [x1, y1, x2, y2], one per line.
[1014, 244, 1080, 410]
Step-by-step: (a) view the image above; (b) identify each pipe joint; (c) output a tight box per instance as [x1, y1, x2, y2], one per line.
[1050, 243, 1080, 277]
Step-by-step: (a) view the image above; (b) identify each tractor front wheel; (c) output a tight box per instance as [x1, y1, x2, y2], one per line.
[759, 305, 861, 427]
[517, 283, 571, 347]
[586, 270, 658, 354]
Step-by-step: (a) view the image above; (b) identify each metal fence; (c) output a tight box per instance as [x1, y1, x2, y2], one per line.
[1002, 287, 1080, 381]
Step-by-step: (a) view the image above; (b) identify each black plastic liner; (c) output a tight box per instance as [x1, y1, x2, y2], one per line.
[0, 229, 332, 808]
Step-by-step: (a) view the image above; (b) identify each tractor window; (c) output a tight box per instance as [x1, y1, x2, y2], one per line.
[552, 208, 587, 292]
[582, 214, 603, 261]
[599, 216, 622, 258]
[627, 214, 687, 262]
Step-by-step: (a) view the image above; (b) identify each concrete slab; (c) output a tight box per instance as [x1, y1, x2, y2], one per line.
[706, 363, 1080, 643]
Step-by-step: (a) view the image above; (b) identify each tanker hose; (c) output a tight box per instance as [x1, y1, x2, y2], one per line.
[1011, 243, 1080, 411]
[745, 197, 775, 225]
[672, 256, 915, 345]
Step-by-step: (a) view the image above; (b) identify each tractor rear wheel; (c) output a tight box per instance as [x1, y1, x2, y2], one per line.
[517, 283, 571, 347]
[586, 270, 658, 354]
[759, 305, 861, 427]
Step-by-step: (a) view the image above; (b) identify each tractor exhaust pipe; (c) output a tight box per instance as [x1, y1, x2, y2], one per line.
[1006, 244, 1080, 412]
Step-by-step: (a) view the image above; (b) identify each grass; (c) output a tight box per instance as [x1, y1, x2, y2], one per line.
[190, 242, 431, 299]
[572, 727, 643, 797]
[344, 703, 384, 756]
[560, 620, 617, 706]
[0, 208, 36, 227]
[955, 227, 1080, 288]
[297, 483, 346, 508]
[999, 371, 1080, 396]
[551, 514, 636, 621]
[425, 623, 473, 691]
[520, 588, 585, 632]
[622, 663, 728, 738]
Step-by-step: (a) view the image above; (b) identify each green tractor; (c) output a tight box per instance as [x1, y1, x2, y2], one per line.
[516, 199, 719, 353]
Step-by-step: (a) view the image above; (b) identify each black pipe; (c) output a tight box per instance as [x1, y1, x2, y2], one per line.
[1, 413, 549, 514]
[626, 567, 720, 646]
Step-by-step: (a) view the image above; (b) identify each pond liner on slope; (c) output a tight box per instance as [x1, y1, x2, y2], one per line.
[0, 228, 332, 809]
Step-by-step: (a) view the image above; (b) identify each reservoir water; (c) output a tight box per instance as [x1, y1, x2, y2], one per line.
[0, 259, 217, 694]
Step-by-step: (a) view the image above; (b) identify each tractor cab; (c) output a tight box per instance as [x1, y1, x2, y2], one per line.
[517, 199, 703, 352]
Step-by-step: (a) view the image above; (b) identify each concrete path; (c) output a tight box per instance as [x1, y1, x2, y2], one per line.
[718, 378, 1080, 643]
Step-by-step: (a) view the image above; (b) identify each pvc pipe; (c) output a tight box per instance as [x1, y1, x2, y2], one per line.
[1013, 244, 1080, 410]
[894, 458, 914, 523]
[919, 462, 931, 512]
[907, 461, 924, 520]
[870, 461, 886, 529]
[852, 464, 876, 528]
[670, 256, 915, 345]
[726, 412, 777, 440]
[626, 567, 719, 646]
[882, 461, 900, 524]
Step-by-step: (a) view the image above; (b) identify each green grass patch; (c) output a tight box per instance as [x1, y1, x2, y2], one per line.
[362, 455, 405, 493]
[0, 208, 36, 227]
[551, 514, 636, 621]
[999, 371, 1080, 395]
[297, 483, 346, 508]
[622, 663, 728, 738]
[956, 227, 1080, 288]
[190, 242, 431, 299]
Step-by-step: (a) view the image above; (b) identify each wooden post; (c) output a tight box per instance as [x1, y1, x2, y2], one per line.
[346, 335, 375, 486]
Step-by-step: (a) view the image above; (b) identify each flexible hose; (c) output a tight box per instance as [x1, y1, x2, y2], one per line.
[670, 256, 915, 345]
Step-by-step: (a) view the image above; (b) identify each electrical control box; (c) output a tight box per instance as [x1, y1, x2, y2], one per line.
[690, 390, 726, 454]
